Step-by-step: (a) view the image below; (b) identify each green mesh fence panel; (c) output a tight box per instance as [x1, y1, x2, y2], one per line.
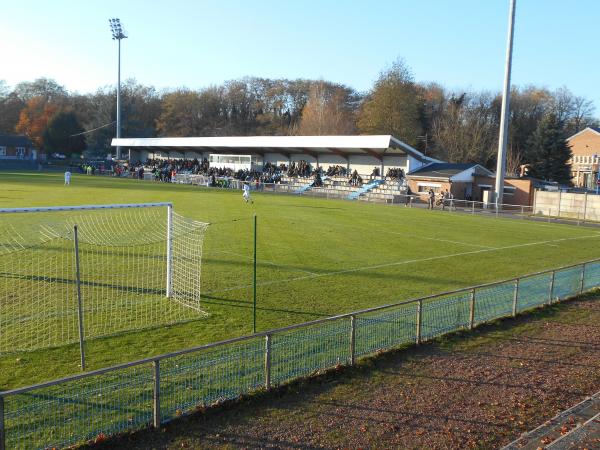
[3, 260, 600, 450]
[420, 292, 471, 341]
[270, 319, 350, 386]
[552, 266, 583, 300]
[4, 364, 153, 450]
[517, 272, 553, 312]
[355, 303, 418, 357]
[583, 261, 600, 291]
[474, 281, 515, 324]
[160, 338, 264, 421]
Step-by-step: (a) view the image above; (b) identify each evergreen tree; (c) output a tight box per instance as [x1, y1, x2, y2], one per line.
[526, 113, 572, 184]
[43, 110, 86, 155]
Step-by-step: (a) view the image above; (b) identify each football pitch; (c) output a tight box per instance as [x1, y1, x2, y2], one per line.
[2, 171, 600, 390]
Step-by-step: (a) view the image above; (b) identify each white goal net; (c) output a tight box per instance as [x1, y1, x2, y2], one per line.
[0, 203, 208, 353]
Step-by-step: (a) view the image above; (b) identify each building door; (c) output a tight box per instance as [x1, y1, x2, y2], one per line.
[482, 188, 491, 208]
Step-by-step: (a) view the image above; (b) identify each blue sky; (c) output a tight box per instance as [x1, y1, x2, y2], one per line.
[1, 0, 598, 113]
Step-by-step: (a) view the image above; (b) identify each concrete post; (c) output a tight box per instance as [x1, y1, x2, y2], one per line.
[469, 289, 476, 329]
[512, 279, 519, 317]
[264, 334, 272, 389]
[153, 360, 161, 428]
[416, 300, 423, 344]
[349, 315, 356, 365]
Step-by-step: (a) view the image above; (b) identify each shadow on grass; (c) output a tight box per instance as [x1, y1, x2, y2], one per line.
[201, 294, 335, 319]
[0, 272, 164, 296]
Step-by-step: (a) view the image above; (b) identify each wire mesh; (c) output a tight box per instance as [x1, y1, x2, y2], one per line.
[4, 364, 153, 450]
[159, 338, 264, 421]
[584, 261, 600, 291]
[2, 259, 599, 450]
[0, 206, 208, 354]
[552, 266, 583, 300]
[517, 272, 553, 313]
[474, 281, 515, 324]
[355, 302, 418, 356]
[270, 319, 350, 386]
[420, 292, 471, 341]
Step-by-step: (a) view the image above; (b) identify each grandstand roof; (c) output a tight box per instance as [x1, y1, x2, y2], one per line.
[407, 163, 493, 178]
[0, 135, 34, 147]
[111, 135, 437, 162]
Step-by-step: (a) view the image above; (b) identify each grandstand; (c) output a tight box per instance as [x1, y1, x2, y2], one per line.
[112, 134, 443, 203]
[112, 135, 439, 178]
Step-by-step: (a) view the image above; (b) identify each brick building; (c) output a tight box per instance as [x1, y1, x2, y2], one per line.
[406, 163, 493, 200]
[405, 162, 539, 206]
[0, 135, 38, 160]
[471, 176, 535, 206]
[566, 127, 600, 189]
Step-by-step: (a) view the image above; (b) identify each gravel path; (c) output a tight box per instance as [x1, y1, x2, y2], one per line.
[90, 296, 600, 450]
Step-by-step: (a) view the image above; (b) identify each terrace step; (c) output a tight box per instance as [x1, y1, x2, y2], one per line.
[348, 179, 384, 200]
[502, 391, 600, 450]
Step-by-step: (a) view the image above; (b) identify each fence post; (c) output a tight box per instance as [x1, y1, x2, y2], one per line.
[0, 396, 5, 450]
[471, 201, 475, 214]
[557, 190, 562, 218]
[549, 270, 556, 304]
[349, 315, 356, 365]
[264, 334, 271, 389]
[469, 289, 476, 330]
[512, 278, 519, 317]
[73, 225, 86, 372]
[415, 300, 422, 344]
[153, 360, 161, 429]
[580, 263, 586, 294]
[583, 192, 588, 223]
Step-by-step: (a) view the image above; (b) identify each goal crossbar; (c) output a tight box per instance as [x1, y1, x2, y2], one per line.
[0, 202, 173, 214]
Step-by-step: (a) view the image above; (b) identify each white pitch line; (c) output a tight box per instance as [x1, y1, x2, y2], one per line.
[203, 233, 600, 296]
[381, 229, 497, 249]
[206, 249, 318, 275]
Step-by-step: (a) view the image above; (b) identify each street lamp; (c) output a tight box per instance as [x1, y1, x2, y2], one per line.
[109, 18, 127, 160]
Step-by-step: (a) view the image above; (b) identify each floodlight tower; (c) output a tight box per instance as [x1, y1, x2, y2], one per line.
[494, 0, 517, 208]
[109, 18, 128, 160]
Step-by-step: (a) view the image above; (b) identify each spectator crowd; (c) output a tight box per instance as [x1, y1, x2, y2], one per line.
[74, 157, 414, 192]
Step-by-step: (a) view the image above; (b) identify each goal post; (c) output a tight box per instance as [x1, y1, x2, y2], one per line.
[0, 202, 208, 354]
[166, 203, 173, 298]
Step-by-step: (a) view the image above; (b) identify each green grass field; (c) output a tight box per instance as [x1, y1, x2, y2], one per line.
[2, 171, 600, 390]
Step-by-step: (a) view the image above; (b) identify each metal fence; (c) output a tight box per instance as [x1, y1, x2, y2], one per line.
[2, 259, 599, 450]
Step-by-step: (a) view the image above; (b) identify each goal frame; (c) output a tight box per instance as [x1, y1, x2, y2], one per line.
[0, 202, 175, 297]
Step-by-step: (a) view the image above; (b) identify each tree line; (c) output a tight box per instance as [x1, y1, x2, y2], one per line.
[0, 59, 596, 182]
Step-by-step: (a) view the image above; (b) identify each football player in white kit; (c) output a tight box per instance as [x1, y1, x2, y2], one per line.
[64, 170, 71, 185]
[243, 183, 253, 203]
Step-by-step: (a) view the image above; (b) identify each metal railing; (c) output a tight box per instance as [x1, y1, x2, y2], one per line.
[2, 259, 598, 449]
[146, 174, 539, 215]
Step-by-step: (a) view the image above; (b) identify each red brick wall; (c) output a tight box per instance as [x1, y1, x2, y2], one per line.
[407, 178, 452, 199]
[472, 176, 534, 206]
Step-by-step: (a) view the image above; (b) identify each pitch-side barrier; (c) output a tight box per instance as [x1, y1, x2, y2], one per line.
[1, 258, 600, 449]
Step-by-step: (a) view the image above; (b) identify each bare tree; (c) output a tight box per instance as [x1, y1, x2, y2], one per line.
[505, 146, 523, 177]
[296, 81, 356, 135]
[431, 91, 497, 165]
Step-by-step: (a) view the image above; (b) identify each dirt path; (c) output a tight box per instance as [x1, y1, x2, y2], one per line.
[91, 296, 600, 450]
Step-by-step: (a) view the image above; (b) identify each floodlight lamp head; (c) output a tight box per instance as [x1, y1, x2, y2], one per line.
[108, 17, 128, 40]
